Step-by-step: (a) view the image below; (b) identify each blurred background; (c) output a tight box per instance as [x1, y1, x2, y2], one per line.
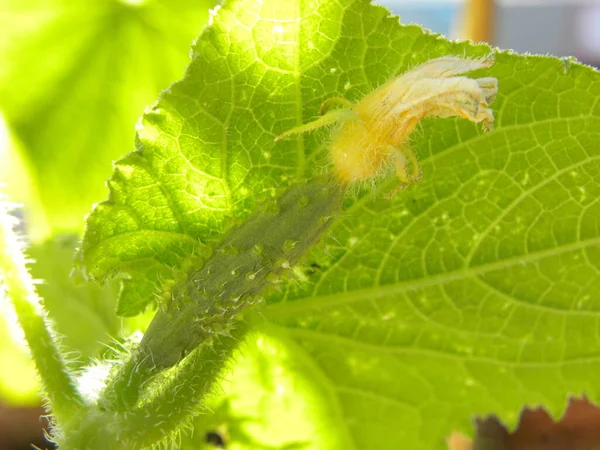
[0, 0, 599, 449]
[381, 0, 600, 69]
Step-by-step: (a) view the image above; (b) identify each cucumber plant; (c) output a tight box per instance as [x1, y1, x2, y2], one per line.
[1, 0, 599, 449]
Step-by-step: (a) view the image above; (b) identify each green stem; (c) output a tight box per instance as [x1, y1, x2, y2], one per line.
[101, 178, 345, 410]
[58, 323, 249, 450]
[0, 203, 83, 423]
[124, 323, 250, 449]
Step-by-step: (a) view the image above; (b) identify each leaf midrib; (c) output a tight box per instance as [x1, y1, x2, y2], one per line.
[264, 234, 600, 315]
[272, 325, 600, 367]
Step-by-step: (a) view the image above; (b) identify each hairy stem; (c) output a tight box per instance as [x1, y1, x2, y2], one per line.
[57, 323, 248, 450]
[101, 178, 345, 412]
[0, 202, 83, 423]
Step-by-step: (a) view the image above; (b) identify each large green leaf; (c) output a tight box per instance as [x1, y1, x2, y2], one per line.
[0, 0, 216, 234]
[80, 0, 600, 448]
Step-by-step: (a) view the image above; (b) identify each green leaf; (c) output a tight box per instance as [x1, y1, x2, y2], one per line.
[81, 0, 340, 315]
[80, 0, 600, 448]
[0, 0, 216, 234]
[181, 332, 342, 450]
[27, 235, 119, 365]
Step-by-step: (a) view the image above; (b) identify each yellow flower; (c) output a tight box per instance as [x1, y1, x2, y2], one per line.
[275, 56, 498, 194]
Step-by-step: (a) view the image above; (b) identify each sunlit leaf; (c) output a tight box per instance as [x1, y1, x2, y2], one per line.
[80, 0, 600, 448]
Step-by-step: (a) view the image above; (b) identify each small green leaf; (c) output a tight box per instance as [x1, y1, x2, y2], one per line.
[80, 0, 600, 448]
[28, 235, 119, 364]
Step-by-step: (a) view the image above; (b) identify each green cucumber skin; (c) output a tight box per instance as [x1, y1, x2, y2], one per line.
[104, 178, 345, 410]
[144, 177, 344, 367]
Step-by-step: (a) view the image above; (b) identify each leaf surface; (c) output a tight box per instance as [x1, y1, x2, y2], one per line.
[28, 235, 120, 365]
[80, 0, 600, 448]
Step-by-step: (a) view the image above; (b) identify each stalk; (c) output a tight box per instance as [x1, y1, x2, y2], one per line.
[0, 199, 83, 424]
[100, 177, 345, 412]
[57, 324, 248, 450]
